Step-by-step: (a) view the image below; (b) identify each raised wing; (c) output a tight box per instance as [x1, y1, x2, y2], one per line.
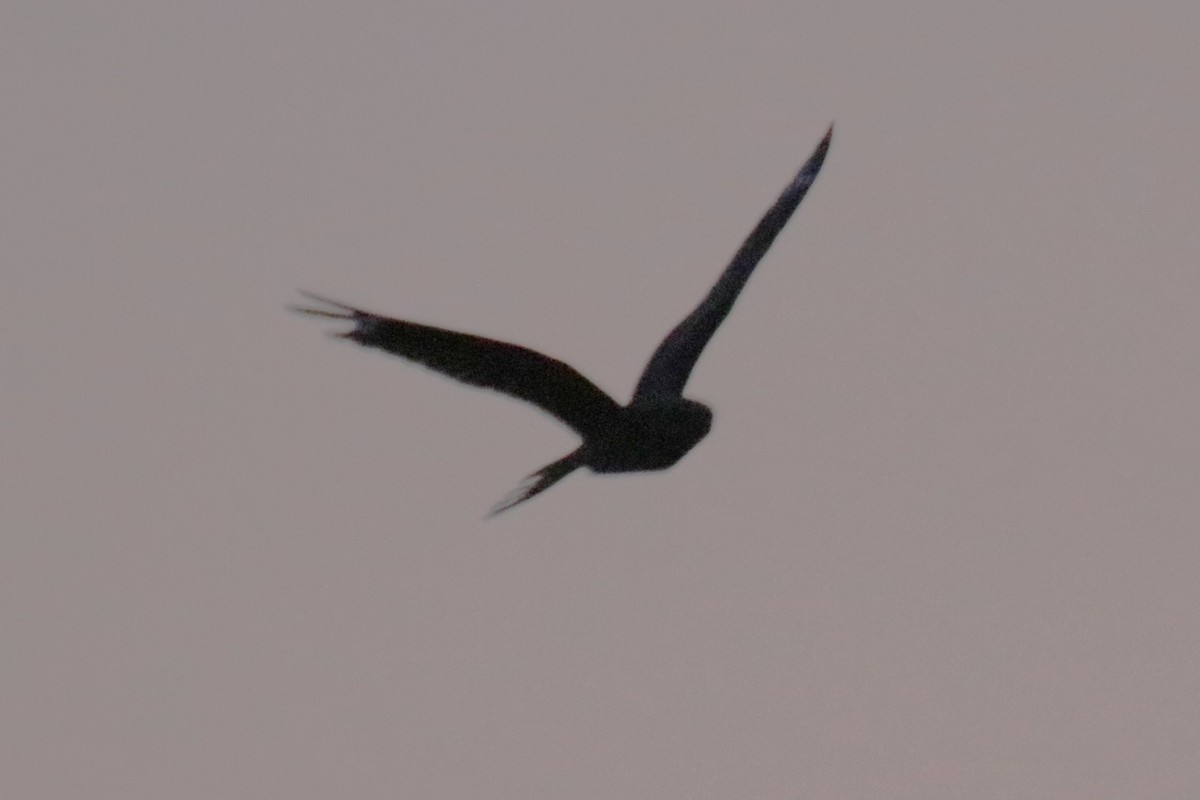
[292, 293, 622, 439]
[632, 125, 832, 401]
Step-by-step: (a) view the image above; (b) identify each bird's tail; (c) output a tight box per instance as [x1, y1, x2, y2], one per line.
[487, 450, 582, 518]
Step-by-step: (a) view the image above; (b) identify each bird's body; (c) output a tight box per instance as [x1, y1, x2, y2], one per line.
[294, 126, 831, 515]
[580, 399, 712, 474]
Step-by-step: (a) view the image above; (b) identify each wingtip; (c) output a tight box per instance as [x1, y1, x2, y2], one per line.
[816, 123, 833, 153]
[288, 304, 350, 320]
[296, 290, 352, 308]
[793, 123, 832, 179]
[288, 290, 362, 319]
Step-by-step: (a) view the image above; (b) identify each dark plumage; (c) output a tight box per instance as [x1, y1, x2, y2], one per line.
[294, 125, 831, 515]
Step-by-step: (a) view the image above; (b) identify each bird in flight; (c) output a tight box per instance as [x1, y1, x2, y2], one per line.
[294, 125, 831, 516]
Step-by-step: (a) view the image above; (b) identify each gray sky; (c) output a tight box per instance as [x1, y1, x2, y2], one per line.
[6, 2, 1200, 798]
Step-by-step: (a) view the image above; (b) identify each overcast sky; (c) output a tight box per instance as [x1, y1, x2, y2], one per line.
[6, 2, 1200, 798]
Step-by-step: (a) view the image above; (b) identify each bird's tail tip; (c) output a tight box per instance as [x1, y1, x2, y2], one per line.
[486, 451, 582, 518]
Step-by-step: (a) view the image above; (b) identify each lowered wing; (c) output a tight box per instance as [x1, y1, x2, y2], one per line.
[292, 293, 622, 439]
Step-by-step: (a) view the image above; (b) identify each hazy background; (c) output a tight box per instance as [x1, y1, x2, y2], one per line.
[5, 2, 1199, 798]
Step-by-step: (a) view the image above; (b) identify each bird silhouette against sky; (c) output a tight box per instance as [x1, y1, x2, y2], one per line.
[294, 125, 831, 515]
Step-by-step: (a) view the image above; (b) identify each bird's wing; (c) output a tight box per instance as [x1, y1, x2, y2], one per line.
[632, 125, 832, 401]
[292, 293, 622, 439]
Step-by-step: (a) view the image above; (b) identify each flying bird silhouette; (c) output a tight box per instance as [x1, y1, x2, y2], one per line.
[294, 125, 831, 515]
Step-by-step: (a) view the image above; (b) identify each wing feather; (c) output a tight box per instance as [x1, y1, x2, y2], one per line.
[292, 293, 621, 438]
[633, 125, 832, 400]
